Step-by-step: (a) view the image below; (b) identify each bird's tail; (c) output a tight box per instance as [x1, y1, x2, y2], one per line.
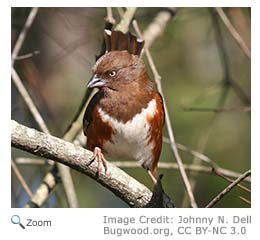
[103, 29, 144, 56]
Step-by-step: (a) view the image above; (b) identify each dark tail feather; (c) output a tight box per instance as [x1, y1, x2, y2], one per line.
[130, 33, 145, 55]
[104, 29, 144, 56]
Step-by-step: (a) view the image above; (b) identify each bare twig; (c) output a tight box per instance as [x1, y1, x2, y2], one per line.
[11, 8, 69, 206]
[12, 7, 39, 65]
[227, 8, 250, 49]
[239, 196, 251, 205]
[182, 10, 251, 205]
[229, 79, 251, 105]
[111, 161, 250, 182]
[166, 139, 250, 183]
[215, 7, 250, 59]
[11, 159, 33, 198]
[116, 7, 125, 18]
[181, 80, 229, 207]
[132, 19, 198, 208]
[142, 8, 176, 50]
[182, 106, 251, 113]
[14, 157, 251, 183]
[15, 158, 47, 165]
[179, 7, 250, 206]
[164, 137, 218, 168]
[182, 94, 230, 209]
[11, 68, 50, 134]
[206, 170, 251, 208]
[11, 67, 79, 208]
[25, 167, 60, 208]
[213, 168, 251, 193]
[12, 120, 152, 208]
[183, 11, 251, 207]
[15, 50, 40, 60]
[22, 116, 87, 208]
[23, 111, 87, 208]
[115, 7, 137, 33]
[105, 7, 116, 25]
[212, 167, 250, 183]
[211, 9, 250, 106]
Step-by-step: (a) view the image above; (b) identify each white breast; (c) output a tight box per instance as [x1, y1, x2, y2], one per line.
[98, 99, 156, 168]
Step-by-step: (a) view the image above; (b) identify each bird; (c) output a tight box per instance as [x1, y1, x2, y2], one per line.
[83, 30, 165, 183]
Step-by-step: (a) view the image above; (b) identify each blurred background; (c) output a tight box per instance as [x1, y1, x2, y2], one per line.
[11, 7, 251, 208]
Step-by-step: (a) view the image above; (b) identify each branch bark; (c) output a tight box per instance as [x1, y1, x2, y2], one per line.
[11, 120, 152, 208]
[11, 7, 79, 207]
[21, 7, 139, 208]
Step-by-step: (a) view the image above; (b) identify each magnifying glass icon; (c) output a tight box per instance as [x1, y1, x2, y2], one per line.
[11, 215, 25, 229]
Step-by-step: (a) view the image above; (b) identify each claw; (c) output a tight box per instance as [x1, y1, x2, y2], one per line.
[147, 170, 157, 185]
[92, 147, 108, 177]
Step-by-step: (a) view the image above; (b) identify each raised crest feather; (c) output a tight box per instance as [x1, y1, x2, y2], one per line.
[104, 29, 144, 56]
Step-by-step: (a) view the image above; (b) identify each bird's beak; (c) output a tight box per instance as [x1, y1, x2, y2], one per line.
[87, 74, 106, 88]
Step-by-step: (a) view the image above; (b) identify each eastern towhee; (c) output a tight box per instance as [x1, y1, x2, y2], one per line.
[83, 30, 164, 183]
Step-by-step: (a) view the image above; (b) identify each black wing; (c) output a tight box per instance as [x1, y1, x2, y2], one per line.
[83, 90, 103, 136]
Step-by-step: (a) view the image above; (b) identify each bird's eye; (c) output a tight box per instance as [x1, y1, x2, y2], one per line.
[108, 70, 117, 77]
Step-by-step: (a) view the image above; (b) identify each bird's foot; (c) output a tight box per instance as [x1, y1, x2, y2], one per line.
[147, 170, 157, 185]
[90, 147, 108, 177]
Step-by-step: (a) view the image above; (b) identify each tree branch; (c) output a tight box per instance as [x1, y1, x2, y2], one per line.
[205, 169, 251, 208]
[11, 67, 50, 134]
[215, 7, 250, 59]
[11, 120, 152, 208]
[115, 7, 137, 33]
[12, 67, 79, 208]
[142, 8, 176, 50]
[239, 196, 251, 205]
[12, 7, 39, 65]
[11, 159, 33, 198]
[110, 161, 251, 183]
[14, 50, 40, 60]
[105, 7, 116, 25]
[213, 168, 250, 193]
[211, 8, 250, 106]
[24, 166, 60, 208]
[14, 157, 251, 184]
[182, 106, 251, 113]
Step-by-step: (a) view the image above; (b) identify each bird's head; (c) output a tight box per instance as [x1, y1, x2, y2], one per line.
[87, 50, 149, 91]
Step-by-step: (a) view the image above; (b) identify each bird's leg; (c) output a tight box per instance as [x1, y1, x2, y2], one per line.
[147, 170, 157, 185]
[91, 147, 108, 176]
